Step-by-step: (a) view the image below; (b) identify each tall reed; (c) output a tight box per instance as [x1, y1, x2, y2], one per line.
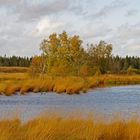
[0, 114, 140, 140]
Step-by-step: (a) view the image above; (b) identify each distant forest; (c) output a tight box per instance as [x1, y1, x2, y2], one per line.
[0, 55, 139, 74]
[0, 55, 31, 67]
[106, 55, 140, 74]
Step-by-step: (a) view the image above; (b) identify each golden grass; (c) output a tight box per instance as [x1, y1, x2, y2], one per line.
[0, 66, 29, 73]
[4, 84, 21, 96]
[0, 73, 140, 95]
[0, 114, 140, 140]
[0, 73, 28, 81]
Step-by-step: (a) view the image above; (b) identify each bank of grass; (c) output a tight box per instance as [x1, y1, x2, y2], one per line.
[0, 66, 29, 73]
[0, 73, 140, 95]
[0, 114, 140, 140]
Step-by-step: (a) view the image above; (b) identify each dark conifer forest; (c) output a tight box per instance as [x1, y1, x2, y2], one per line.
[0, 55, 31, 67]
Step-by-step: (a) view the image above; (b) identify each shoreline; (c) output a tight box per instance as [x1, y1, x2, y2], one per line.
[0, 73, 140, 96]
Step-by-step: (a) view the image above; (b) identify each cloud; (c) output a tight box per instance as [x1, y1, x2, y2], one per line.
[116, 23, 140, 40]
[125, 9, 138, 17]
[17, 0, 71, 21]
[32, 17, 64, 36]
[0, 0, 139, 56]
[0, 0, 69, 20]
[92, 0, 127, 18]
[0, 0, 19, 6]
[108, 23, 140, 56]
[0, 34, 41, 56]
[80, 23, 112, 41]
[0, 0, 86, 21]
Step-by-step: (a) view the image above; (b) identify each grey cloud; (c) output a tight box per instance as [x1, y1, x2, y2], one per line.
[0, 0, 20, 6]
[116, 23, 140, 40]
[92, 0, 127, 18]
[17, 0, 71, 20]
[0, 0, 139, 57]
[125, 9, 138, 17]
[0, 0, 85, 21]
[108, 23, 140, 56]
[0, 35, 40, 56]
[81, 24, 112, 40]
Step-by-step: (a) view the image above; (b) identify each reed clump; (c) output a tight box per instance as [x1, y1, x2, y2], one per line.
[0, 114, 140, 140]
[4, 84, 21, 96]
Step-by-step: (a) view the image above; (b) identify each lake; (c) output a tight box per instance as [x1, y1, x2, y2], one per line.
[0, 85, 140, 120]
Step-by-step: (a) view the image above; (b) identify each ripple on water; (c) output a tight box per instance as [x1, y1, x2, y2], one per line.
[0, 85, 140, 121]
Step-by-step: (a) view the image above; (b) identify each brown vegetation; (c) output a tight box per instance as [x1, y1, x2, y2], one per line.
[0, 66, 29, 73]
[0, 73, 140, 96]
[0, 114, 140, 140]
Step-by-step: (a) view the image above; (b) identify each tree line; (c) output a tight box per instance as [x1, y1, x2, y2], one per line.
[30, 31, 140, 77]
[0, 55, 31, 67]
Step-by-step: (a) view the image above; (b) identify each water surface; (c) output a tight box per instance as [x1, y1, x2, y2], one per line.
[0, 85, 140, 120]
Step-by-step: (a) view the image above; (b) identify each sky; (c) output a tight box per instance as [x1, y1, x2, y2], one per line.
[0, 0, 140, 57]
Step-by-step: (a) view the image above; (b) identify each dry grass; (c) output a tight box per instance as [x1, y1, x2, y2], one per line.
[0, 73, 140, 95]
[0, 114, 140, 140]
[0, 73, 28, 81]
[0, 66, 29, 73]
